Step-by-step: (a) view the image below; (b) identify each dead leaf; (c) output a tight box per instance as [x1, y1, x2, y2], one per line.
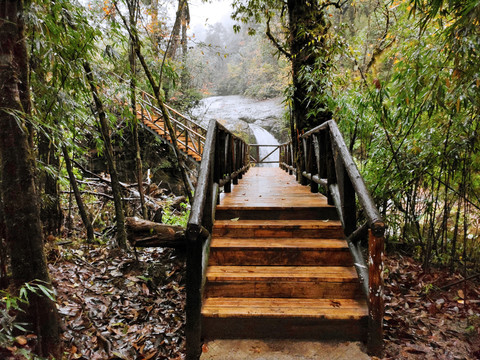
[15, 335, 27, 346]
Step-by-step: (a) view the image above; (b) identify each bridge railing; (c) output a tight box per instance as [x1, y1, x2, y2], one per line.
[185, 119, 249, 359]
[249, 144, 280, 165]
[137, 91, 207, 160]
[279, 119, 384, 355]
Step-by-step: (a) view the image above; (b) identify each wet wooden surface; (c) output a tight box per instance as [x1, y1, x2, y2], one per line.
[202, 167, 367, 341]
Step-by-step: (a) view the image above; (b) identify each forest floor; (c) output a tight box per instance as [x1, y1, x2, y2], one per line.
[4, 241, 480, 359]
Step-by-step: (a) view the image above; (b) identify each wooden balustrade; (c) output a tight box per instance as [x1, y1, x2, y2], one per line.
[138, 92, 206, 161]
[279, 119, 384, 355]
[185, 119, 249, 360]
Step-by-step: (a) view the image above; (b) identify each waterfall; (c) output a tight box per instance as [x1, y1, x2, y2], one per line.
[249, 124, 279, 167]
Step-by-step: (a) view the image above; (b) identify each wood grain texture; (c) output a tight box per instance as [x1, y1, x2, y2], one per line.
[201, 167, 366, 342]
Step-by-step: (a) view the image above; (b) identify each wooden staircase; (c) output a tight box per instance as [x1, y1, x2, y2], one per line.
[136, 93, 206, 163]
[201, 167, 368, 341]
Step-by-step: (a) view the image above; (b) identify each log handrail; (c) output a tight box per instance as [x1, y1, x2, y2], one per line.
[279, 119, 384, 355]
[185, 119, 249, 360]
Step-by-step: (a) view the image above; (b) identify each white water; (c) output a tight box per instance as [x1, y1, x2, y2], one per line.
[249, 124, 279, 167]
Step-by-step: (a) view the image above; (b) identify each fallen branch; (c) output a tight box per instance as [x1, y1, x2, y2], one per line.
[126, 217, 185, 248]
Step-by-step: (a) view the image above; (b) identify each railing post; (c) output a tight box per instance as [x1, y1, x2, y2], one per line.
[238, 142, 244, 179]
[224, 134, 232, 193]
[325, 130, 335, 206]
[299, 137, 308, 185]
[232, 138, 239, 185]
[368, 225, 384, 356]
[288, 143, 294, 175]
[334, 153, 356, 237]
[309, 136, 319, 193]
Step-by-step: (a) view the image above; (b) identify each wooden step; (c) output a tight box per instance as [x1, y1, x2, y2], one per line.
[212, 219, 344, 239]
[215, 206, 338, 220]
[205, 265, 362, 298]
[202, 297, 368, 340]
[209, 238, 352, 266]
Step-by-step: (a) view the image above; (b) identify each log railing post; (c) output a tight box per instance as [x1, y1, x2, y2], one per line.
[368, 226, 384, 356]
[289, 143, 294, 175]
[232, 138, 239, 185]
[224, 134, 232, 193]
[325, 131, 336, 206]
[334, 152, 356, 237]
[309, 136, 319, 194]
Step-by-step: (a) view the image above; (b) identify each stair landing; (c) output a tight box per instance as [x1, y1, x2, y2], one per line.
[202, 167, 367, 341]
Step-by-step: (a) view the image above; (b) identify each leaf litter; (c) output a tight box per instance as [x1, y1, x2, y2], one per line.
[382, 254, 480, 360]
[49, 243, 186, 359]
[6, 241, 480, 359]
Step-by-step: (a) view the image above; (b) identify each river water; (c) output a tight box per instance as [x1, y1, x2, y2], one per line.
[191, 95, 282, 167]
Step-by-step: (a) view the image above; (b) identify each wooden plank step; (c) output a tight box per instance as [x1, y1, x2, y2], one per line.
[202, 298, 367, 340]
[205, 266, 362, 298]
[209, 238, 352, 266]
[202, 297, 368, 319]
[212, 219, 344, 239]
[215, 207, 338, 220]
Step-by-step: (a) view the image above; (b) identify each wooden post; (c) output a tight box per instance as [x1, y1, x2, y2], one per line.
[335, 154, 356, 236]
[368, 226, 384, 356]
[232, 138, 239, 185]
[224, 134, 232, 193]
[289, 143, 294, 175]
[309, 137, 318, 193]
[238, 141, 245, 180]
[213, 131, 225, 184]
[325, 130, 335, 206]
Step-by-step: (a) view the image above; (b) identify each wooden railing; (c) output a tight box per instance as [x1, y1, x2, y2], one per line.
[279, 119, 384, 355]
[185, 119, 249, 360]
[137, 91, 207, 161]
[249, 144, 280, 165]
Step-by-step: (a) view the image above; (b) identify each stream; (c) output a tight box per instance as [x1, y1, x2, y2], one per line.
[191, 95, 283, 167]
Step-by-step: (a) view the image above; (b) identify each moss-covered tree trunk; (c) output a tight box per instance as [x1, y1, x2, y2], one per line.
[0, 0, 61, 357]
[287, 0, 332, 181]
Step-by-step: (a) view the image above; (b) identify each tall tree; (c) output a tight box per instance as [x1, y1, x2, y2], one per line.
[127, 0, 148, 219]
[84, 62, 128, 249]
[233, 0, 334, 178]
[0, 0, 61, 357]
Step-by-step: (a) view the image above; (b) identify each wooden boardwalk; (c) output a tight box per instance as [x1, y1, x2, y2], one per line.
[201, 167, 368, 340]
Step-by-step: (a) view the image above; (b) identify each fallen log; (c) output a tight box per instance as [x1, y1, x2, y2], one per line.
[126, 217, 185, 248]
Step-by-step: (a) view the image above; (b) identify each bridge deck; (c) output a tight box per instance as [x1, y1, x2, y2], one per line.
[202, 167, 368, 341]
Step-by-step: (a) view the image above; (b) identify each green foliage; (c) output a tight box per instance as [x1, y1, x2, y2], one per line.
[162, 202, 190, 227]
[0, 281, 55, 350]
[325, 0, 480, 269]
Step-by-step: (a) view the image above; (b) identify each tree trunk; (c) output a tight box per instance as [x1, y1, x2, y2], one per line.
[62, 146, 95, 243]
[287, 0, 332, 178]
[127, 0, 148, 219]
[38, 132, 63, 236]
[0, 1, 61, 357]
[167, 0, 188, 59]
[83, 62, 128, 249]
[180, 1, 190, 88]
[125, 217, 186, 247]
